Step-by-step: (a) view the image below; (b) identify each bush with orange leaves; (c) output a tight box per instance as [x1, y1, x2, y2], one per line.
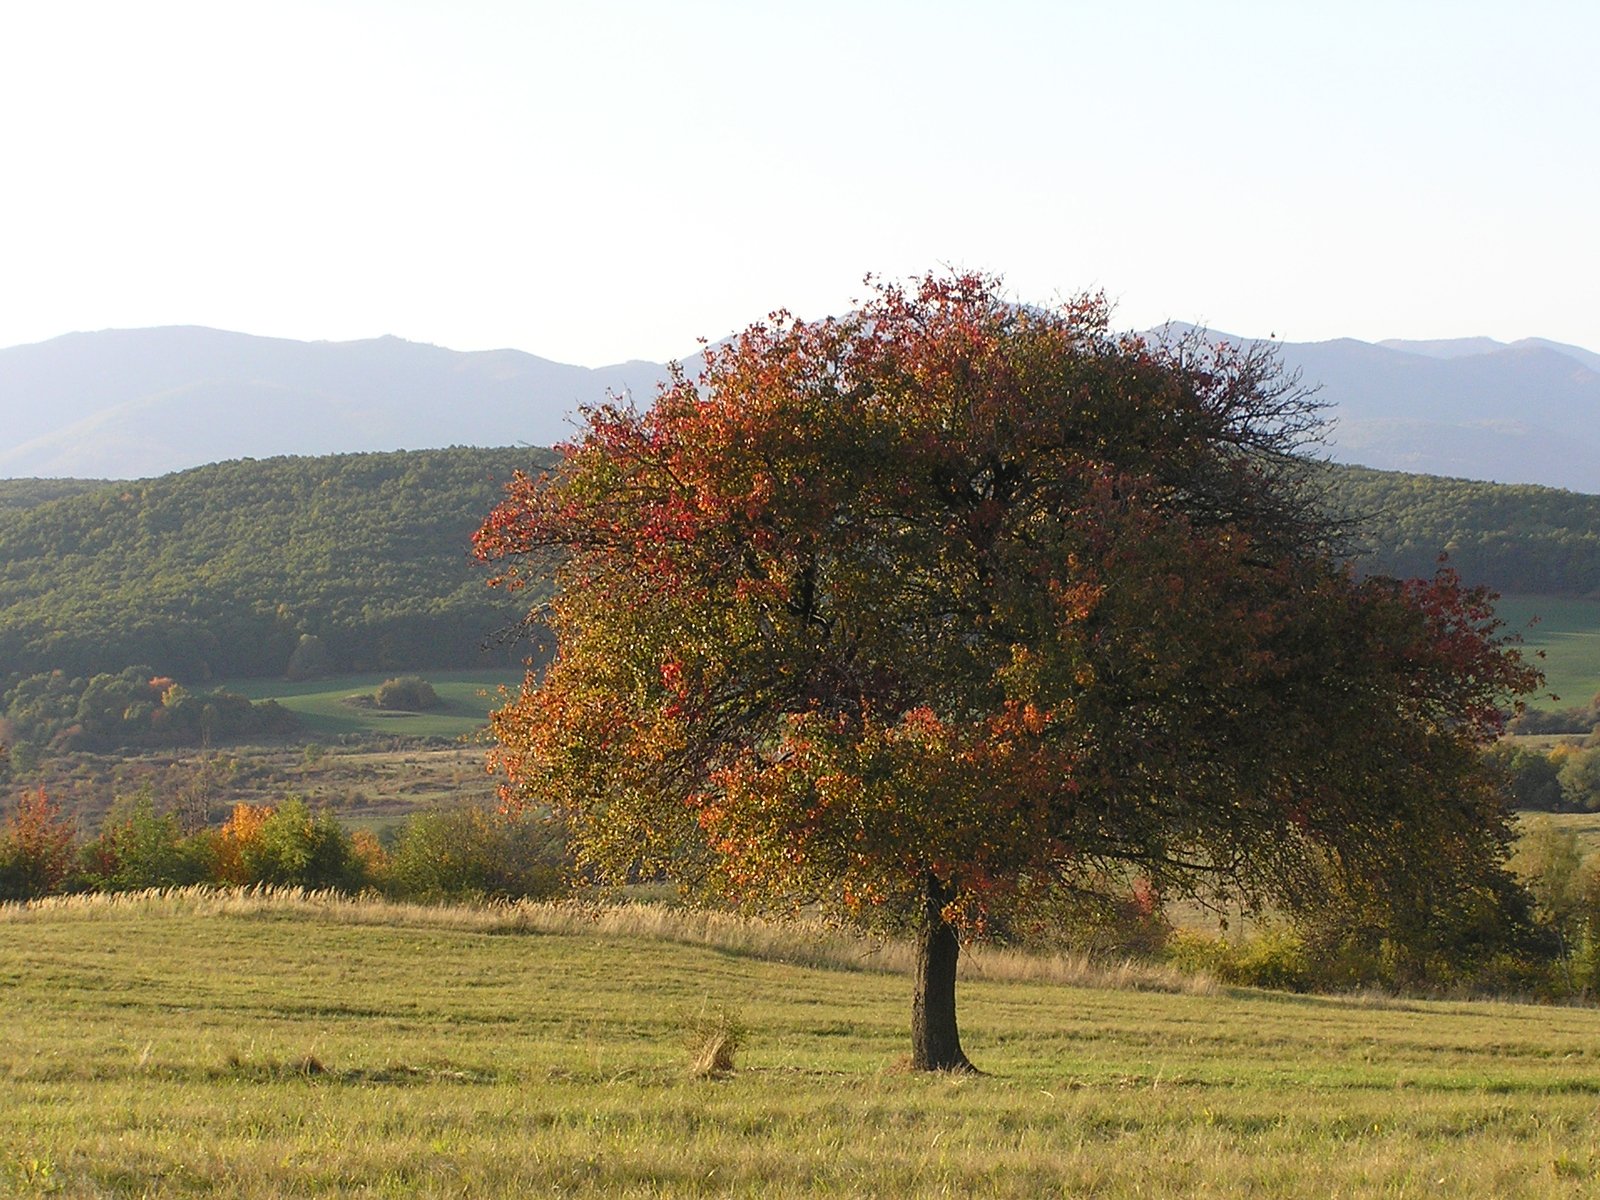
[214, 803, 274, 885]
[0, 789, 77, 900]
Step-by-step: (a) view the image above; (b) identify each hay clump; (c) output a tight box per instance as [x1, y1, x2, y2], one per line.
[683, 1002, 745, 1078]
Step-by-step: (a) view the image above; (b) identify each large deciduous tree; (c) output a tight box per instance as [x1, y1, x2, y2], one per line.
[475, 274, 1540, 1070]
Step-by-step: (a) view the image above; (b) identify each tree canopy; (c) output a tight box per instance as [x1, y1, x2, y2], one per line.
[476, 274, 1541, 1069]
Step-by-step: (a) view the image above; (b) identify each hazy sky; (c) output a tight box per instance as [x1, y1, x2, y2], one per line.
[2, 0, 1595, 365]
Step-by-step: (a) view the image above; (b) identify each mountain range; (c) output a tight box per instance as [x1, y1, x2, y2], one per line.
[0, 327, 675, 480]
[2, 324, 1598, 492]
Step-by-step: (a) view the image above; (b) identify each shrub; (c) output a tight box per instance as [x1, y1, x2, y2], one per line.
[0, 789, 77, 900]
[1166, 927, 1311, 991]
[992, 876, 1172, 958]
[79, 787, 212, 890]
[243, 796, 366, 890]
[382, 805, 566, 901]
[1485, 743, 1565, 811]
[1557, 747, 1600, 813]
[373, 676, 442, 711]
[285, 634, 332, 681]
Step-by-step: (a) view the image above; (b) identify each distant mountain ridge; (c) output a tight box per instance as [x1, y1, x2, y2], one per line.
[1379, 335, 1600, 375]
[2, 324, 1598, 491]
[0, 326, 675, 479]
[1152, 327, 1600, 494]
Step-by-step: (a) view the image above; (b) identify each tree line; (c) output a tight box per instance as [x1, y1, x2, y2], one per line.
[1491, 737, 1600, 812]
[0, 665, 299, 757]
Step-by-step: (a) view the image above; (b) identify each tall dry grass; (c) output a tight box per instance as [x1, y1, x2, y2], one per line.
[0, 884, 1215, 994]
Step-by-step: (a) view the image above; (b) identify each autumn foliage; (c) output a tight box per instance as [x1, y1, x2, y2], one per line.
[0, 789, 77, 900]
[476, 273, 1542, 1067]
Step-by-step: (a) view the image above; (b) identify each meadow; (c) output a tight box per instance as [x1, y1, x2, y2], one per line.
[220, 669, 523, 741]
[5, 891, 1600, 1198]
[1494, 595, 1600, 710]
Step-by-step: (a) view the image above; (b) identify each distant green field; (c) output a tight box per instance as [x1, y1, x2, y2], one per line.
[1494, 594, 1600, 709]
[1525, 811, 1600, 860]
[221, 669, 525, 739]
[5, 891, 1600, 1198]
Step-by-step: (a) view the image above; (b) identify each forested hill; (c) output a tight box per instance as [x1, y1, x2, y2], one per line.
[0, 450, 1595, 685]
[0, 447, 554, 681]
[1322, 466, 1600, 597]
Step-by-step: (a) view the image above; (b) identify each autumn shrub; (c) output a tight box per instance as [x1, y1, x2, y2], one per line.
[373, 676, 441, 711]
[212, 803, 273, 884]
[349, 828, 387, 881]
[0, 789, 77, 900]
[382, 804, 566, 901]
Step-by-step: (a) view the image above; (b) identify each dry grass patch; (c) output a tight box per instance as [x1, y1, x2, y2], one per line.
[0, 886, 1216, 994]
[682, 1002, 745, 1078]
[9, 893, 1600, 1196]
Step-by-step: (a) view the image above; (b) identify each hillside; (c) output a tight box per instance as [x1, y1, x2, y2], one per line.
[2, 324, 1599, 489]
[0, 449, 1596, 691]
[0, 446, 553, 681]
[1322, 466, 1600, 597]
[0, 478, 105, 510]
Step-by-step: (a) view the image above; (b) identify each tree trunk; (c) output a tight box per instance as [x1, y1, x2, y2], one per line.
[911, 873, 975, 1072]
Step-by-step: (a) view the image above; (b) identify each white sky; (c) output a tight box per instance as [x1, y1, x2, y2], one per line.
[1, 0, 1595, 366]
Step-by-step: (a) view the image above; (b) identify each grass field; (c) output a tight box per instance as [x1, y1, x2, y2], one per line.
[1524, 810, 1600, 860]
[1494, 595, 1600, 710]
[5, 892, 1600, 1198]
[220, 669, 524, 740]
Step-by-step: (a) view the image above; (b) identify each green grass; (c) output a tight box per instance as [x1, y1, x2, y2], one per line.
[5, 892, 1600, 1197]
[1494, 594, 1600, 710]
[220, 669, 523, 740]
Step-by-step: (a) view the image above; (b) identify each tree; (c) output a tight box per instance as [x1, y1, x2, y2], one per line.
[1557, 747, 1600, 812]
[1486, 743, 1565, 811]
[474, 273, 1541, 1070]
[285, 634, 332, 681]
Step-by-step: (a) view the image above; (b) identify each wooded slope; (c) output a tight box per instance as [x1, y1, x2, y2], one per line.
[0, 451, 1594, 684]
[0, 447, 553, 681]
[1323, 466, 1600, 597]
